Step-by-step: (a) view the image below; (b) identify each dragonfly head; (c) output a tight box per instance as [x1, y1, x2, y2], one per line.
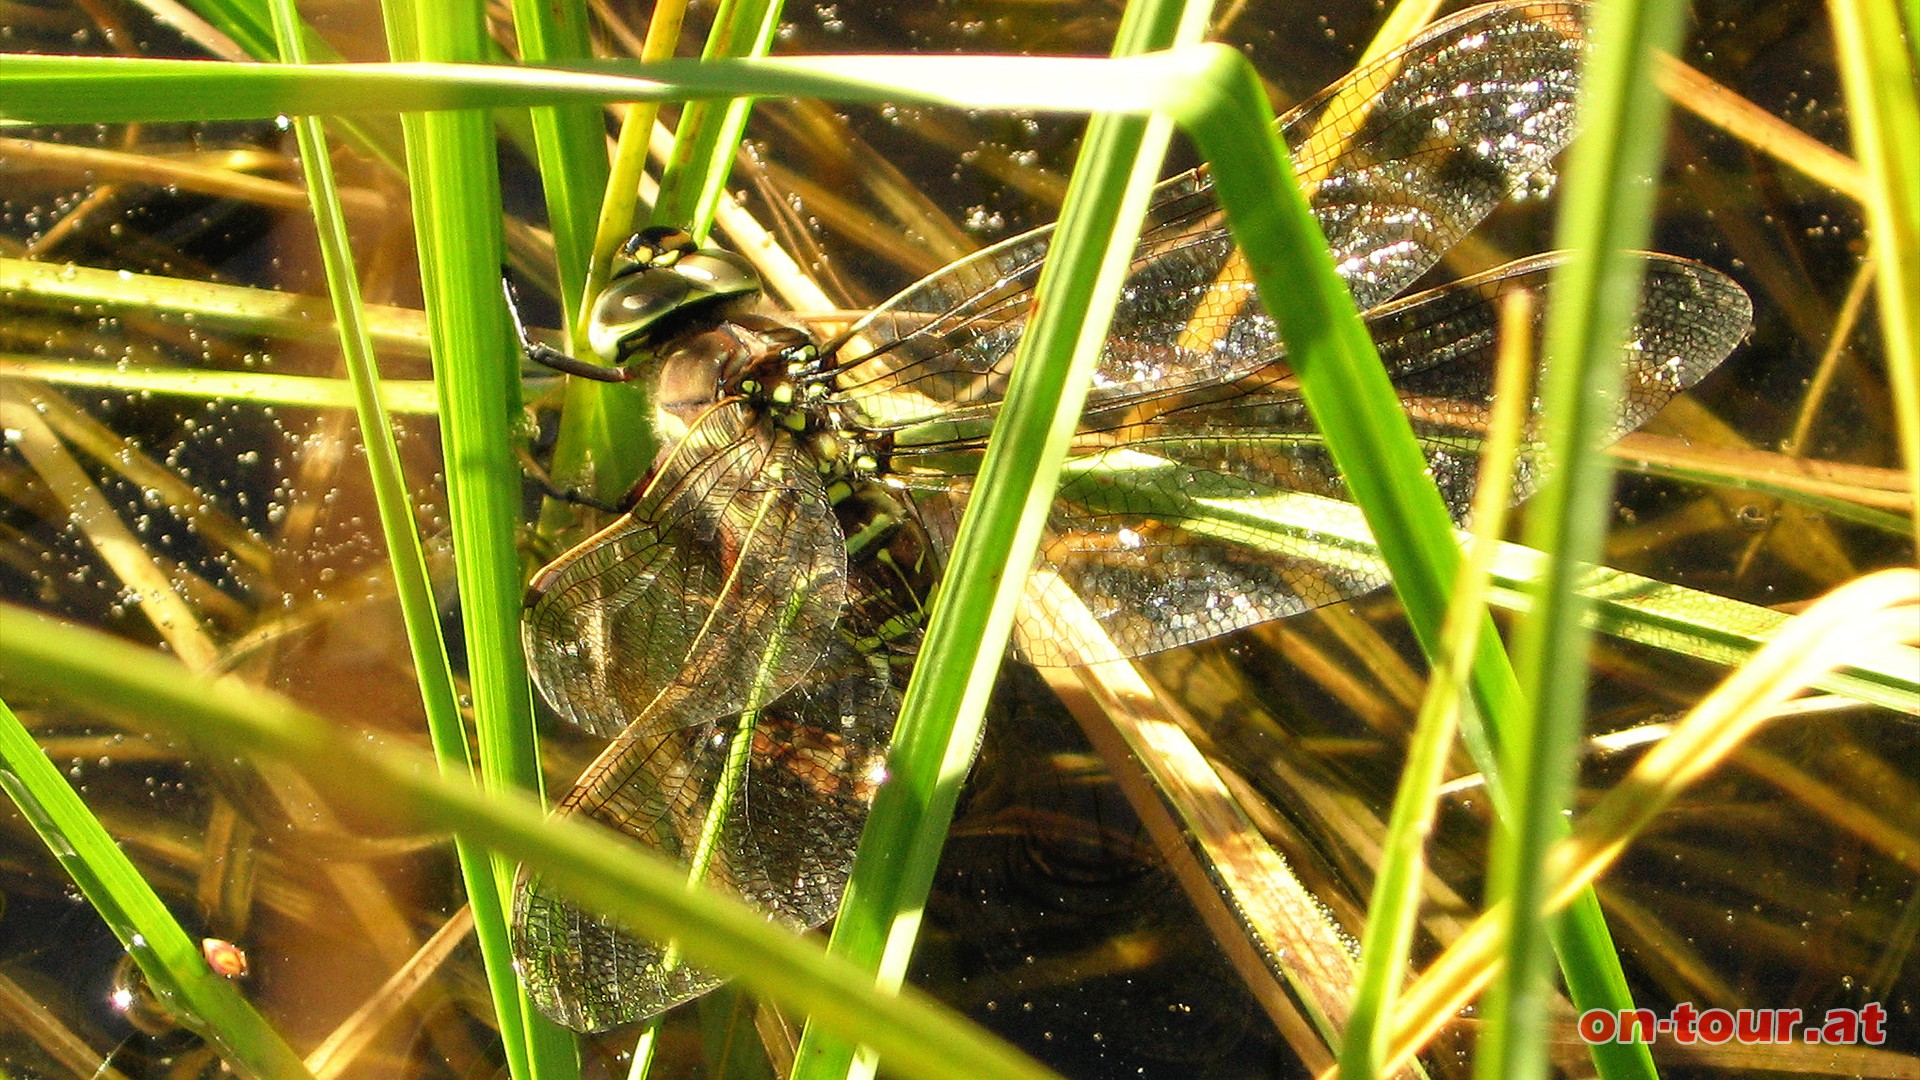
[586, 226, 763, 368]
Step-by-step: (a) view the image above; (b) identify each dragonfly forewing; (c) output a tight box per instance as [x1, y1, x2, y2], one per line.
[828, 1, 1588, 431]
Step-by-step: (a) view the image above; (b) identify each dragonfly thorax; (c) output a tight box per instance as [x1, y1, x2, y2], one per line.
[651, 311, 884, 489]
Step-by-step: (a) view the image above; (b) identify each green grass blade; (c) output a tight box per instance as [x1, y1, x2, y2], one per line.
[578, 0, 690, 337]
[0, 696, 312, 1078]
[1341, 291, 1537, 1080]
[260, 1, 560, 1077]
[503, 0, 641, 522]
[1622, 453, 1912, 535]
[791, 3, 1213, 1077]
[1152, 41, 1525, 804]
[1153, 33, 1662, 1080]
[652, 0, 781, 239]
[1486, 545, 1919, 714]
[1477, 3, 1689, 1078]
[506, 0, 606, 320]
[0, 605, 1064, 1080]
[382, 1, 573, 1077]
[0, 51, 1541, 123]
[1829, 0, 1920, 539]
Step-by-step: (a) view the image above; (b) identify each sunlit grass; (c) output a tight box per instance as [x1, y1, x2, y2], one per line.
[0, 2, 1912, 1080]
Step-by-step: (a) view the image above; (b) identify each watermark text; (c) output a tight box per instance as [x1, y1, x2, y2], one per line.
[1578, 1003, 1887, 1046]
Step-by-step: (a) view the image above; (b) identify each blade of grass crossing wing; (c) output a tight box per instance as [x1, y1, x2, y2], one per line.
[791, 3, 1214, 1078]
[1339, 290, 1537, 1080]
[1058, 455, 1917, 713]
[1159, 28, 1651, 1080]
[626, 486, 820, 1079]
[1477, 3, 1689, 1079]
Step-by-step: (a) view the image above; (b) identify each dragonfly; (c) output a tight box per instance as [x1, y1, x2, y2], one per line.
[509, 0, 1752, 1032]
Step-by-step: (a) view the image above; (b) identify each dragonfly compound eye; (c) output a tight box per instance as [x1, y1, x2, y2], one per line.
[586, 243, 764, 364]
[617, 224, 697, 268]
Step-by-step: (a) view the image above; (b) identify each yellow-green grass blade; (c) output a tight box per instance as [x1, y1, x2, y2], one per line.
[380, 0, 572, 1075]
[651, 0, 782, 240]
[0, 604, 1063, 1080]
[1341, 289, 1537, 1080]
[578, 0, 691, 339]
[1829, 0, 1920, 540]
[0, 355, 443, 414]
[1479, 2, 1689, 1077]
[792, 0, 1212, 1076]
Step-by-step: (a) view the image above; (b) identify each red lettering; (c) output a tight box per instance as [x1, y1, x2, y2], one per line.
[1578, 1010, 1616, 1043]
[1618, 1008, 1657, 1044]
[1670, 1002, 1698, 1044]
[1820, 1010, 1859, 1045]
[1861, 1002, 1887, 1045]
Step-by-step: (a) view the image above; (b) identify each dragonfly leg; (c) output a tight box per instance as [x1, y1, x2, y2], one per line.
[502, 275, 637, 383]
[515, 443, 626, 514]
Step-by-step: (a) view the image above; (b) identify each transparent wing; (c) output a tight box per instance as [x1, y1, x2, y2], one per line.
[512, 633, 901, 1031]
[828, 1, 1589, 430]
[1008, 254, 1750, 663]
[522, 407, 848, 739]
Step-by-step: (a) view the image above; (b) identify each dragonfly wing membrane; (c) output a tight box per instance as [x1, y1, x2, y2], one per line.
[523, 408, 850, 738]
[514, 409, 864, 1029]
[832, 1, 1590, 433]
[513, 635, 901, 1031]
[1022, 254, 1750, 662]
